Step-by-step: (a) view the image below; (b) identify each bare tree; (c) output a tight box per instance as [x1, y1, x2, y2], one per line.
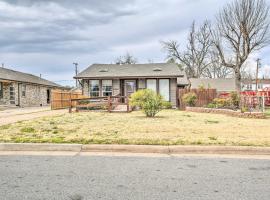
[162, 21, 215, 78]
[202, 49, 233, 78]
[212, 0, 270, 92]
[115, 52, 137, 65]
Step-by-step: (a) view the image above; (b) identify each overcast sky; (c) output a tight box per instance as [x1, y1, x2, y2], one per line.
[0, 0, 270, 86]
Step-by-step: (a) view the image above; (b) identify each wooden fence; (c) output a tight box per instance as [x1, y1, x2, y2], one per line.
[179, 88, 217, 110]
[51, 90, 86, 110]
[70, 96, 130, 113]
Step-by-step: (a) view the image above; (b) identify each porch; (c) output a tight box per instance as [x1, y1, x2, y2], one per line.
[84, 78, 177, 108]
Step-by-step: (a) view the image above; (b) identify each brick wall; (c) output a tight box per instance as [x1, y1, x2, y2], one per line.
[0, 82, 52, 107]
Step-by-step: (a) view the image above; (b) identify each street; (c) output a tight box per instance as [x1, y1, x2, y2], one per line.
[0, 153, 269, 200]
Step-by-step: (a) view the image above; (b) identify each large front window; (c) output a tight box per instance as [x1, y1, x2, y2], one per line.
[159, 79, 170, 101]
[102, 80, 112, 96]
[89, 80, 100, 97]
[146, 79, 157, 92]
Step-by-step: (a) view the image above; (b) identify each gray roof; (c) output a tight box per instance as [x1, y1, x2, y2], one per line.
[75, 63, 184, 79]
[0, 67, 62, 88]
[190, 78, 236, 92]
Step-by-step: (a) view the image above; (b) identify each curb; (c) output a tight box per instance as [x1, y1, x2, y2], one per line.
[0, 143, 82, 152]
[0, 143, 270, 155]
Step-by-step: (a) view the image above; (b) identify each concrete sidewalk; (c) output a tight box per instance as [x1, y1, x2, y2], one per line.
[1, 143, 270, 156]
[0, 107, 66, 126]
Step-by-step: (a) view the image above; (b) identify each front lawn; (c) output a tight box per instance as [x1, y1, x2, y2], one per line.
[0, 110, 269, 146]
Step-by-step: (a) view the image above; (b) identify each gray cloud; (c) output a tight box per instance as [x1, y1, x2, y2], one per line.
[0, 0, 269, 85]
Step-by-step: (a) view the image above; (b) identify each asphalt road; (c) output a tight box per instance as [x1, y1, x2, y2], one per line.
[0, 153, 269, 200]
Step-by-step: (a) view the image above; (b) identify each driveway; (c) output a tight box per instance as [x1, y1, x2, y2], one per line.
[0, 107, 67, 126]
[0, 153, 269, 200]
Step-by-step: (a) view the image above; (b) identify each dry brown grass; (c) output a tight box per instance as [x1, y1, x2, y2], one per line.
[0, 110, 269, 146]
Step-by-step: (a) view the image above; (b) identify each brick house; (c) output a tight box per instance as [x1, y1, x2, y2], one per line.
[0, 67, 63, 107]
[74, 63, 188, 108]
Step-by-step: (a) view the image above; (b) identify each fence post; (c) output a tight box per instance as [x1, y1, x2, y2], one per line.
[127, 96, 129, 112]
[108, 96, 111, 112]
[69, 92, 72, 113]
[262, 95, 265, 113]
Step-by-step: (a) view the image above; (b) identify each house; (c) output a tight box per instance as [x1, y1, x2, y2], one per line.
[242, 79, 270, 91]
[74, 63, 187, 108]
[0, 67, 63, 107]
[189, 78, 236, 93]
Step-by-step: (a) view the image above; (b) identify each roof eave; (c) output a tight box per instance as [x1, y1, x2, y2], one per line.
[74, 75, 183, 79]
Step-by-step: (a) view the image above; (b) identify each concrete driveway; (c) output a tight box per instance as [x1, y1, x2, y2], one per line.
[0, 107, 67, 126]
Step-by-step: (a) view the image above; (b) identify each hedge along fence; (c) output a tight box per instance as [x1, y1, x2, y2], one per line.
[179, 88, 217, 110]
[51, 90, 87, 110]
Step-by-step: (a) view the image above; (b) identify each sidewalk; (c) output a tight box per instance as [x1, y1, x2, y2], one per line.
[0, 107, 66, 126]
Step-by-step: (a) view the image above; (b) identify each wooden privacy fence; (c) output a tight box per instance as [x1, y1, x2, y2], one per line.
[179, 88, 217, 110]
[51, 90, 86, 110]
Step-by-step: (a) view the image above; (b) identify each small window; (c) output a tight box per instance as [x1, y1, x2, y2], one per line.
[0, 82, 3, 99]
[146, 79, 157, 92]
[22, 84, 26, 97]
[89, 80, 100, 97]
[102, 80, 112, 96]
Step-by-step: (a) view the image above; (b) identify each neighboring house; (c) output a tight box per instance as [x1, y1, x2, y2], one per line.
[0, 67, 63, 107]
[189, 78, 236, 93]
[74, 63, 187, 108]
[242, 79, 270, 91]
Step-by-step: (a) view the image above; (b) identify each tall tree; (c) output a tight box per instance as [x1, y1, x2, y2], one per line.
[162, 21, 213, 78]
[202, 49, 233, 78]
[212, 0, 270, 92]
[115, 52, 137, 65]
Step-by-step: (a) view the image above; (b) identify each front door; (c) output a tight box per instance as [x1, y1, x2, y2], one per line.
[124, 80, 137, 97]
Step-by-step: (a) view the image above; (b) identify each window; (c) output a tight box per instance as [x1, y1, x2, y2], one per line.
[146, 79, 157, 92]
[0, 82, 3, 99]
[159, 79, 170, 101]
[22, 84, 26, 97]
[10, 85, 15, 104]
[102, 80, 112, 96]
[89, 80, 100, 97]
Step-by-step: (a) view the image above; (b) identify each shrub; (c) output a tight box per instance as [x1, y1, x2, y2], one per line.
[207, 103, 216, 108]
[182, 92, 197, 107]
[130, 89, 164, 117]
[162, 101, 172, 109]
[241, 106, 249, 113]
[230, 92, 240, 107]
[213, 98, 231, 108]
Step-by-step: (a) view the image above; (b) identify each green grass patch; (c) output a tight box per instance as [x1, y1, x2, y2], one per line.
[20, 127, 36, 133]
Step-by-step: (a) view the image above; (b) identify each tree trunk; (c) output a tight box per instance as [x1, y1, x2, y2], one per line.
[234, 67, 242, 93]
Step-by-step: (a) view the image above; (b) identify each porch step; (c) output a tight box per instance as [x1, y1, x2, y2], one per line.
[111, 105, 129, 113]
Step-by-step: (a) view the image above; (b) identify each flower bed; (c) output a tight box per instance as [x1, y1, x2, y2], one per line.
[186, 107, 266, 119]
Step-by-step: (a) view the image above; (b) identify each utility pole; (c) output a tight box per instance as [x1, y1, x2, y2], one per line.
[255, 58, 261, 92]
[73, 62, 78, 87]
